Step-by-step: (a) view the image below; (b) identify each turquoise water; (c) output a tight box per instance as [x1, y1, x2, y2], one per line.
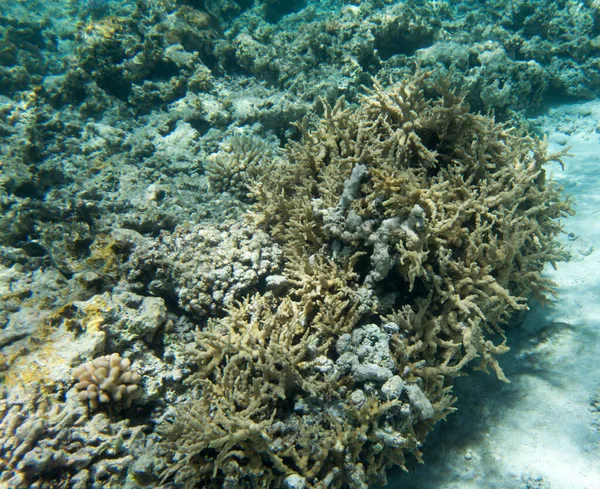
[1, 1, 599, 488]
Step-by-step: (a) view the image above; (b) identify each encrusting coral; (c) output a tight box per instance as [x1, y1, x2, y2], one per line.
[73, 352, 141, 409]
[159, 72, 572, 489]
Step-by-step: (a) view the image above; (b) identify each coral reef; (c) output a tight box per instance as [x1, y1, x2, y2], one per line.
[159, 73, 572, 488]
[160, 254, 442, 489]
[0, 1, 582, 488]
[1, 0, 594, 283]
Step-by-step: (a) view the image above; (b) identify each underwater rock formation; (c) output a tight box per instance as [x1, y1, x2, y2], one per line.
[159, 73, 572, 488]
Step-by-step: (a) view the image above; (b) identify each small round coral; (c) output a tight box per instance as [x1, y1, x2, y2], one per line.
[73, 353, 141, 408]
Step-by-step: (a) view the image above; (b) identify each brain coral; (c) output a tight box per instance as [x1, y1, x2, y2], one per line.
[159, 72, 572, 489]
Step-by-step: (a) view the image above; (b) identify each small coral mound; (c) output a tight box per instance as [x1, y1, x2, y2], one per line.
[126, 220, 282, 318]
[73, 353, 141, 408]
[205, 134, 277, 197]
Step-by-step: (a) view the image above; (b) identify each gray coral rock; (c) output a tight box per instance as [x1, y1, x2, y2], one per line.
[283, 473, 307, 489]
[404, 383, 434, 420]
[381, 375, 405, 400]
[322, 163, 428, 288]
[336, 323, 396, 384]
[72, 290, 168, 345]
[127, 221, 282, 317]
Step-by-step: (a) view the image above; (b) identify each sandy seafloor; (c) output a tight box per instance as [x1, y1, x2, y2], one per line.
[382, 101, 600, 489]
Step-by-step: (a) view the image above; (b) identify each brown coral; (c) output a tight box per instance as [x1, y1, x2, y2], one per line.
[251, 72, 572, 381]
[73, 352, 141, 409]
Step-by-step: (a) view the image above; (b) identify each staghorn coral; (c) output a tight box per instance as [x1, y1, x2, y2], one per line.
[250, 71, 572, 381]
[161, 251, 454, 489]
[160, 72, 572, 488]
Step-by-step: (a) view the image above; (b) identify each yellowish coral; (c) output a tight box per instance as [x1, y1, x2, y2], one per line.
[161, 72, 572, 489]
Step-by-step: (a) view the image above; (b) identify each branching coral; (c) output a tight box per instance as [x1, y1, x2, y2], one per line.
[160, 72, 572, 489]
[250, 71, 572, 382]
[161, 253, 453, 488]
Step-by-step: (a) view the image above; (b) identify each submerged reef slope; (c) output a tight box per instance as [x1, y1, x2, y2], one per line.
[159, 73, 572, 489]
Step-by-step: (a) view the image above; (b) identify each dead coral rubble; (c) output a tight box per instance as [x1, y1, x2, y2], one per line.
[160, 73, 572, 489]
[0, 383, 146, 488]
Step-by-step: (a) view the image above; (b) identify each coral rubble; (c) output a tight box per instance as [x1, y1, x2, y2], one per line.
[0, 383, 148, 488]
